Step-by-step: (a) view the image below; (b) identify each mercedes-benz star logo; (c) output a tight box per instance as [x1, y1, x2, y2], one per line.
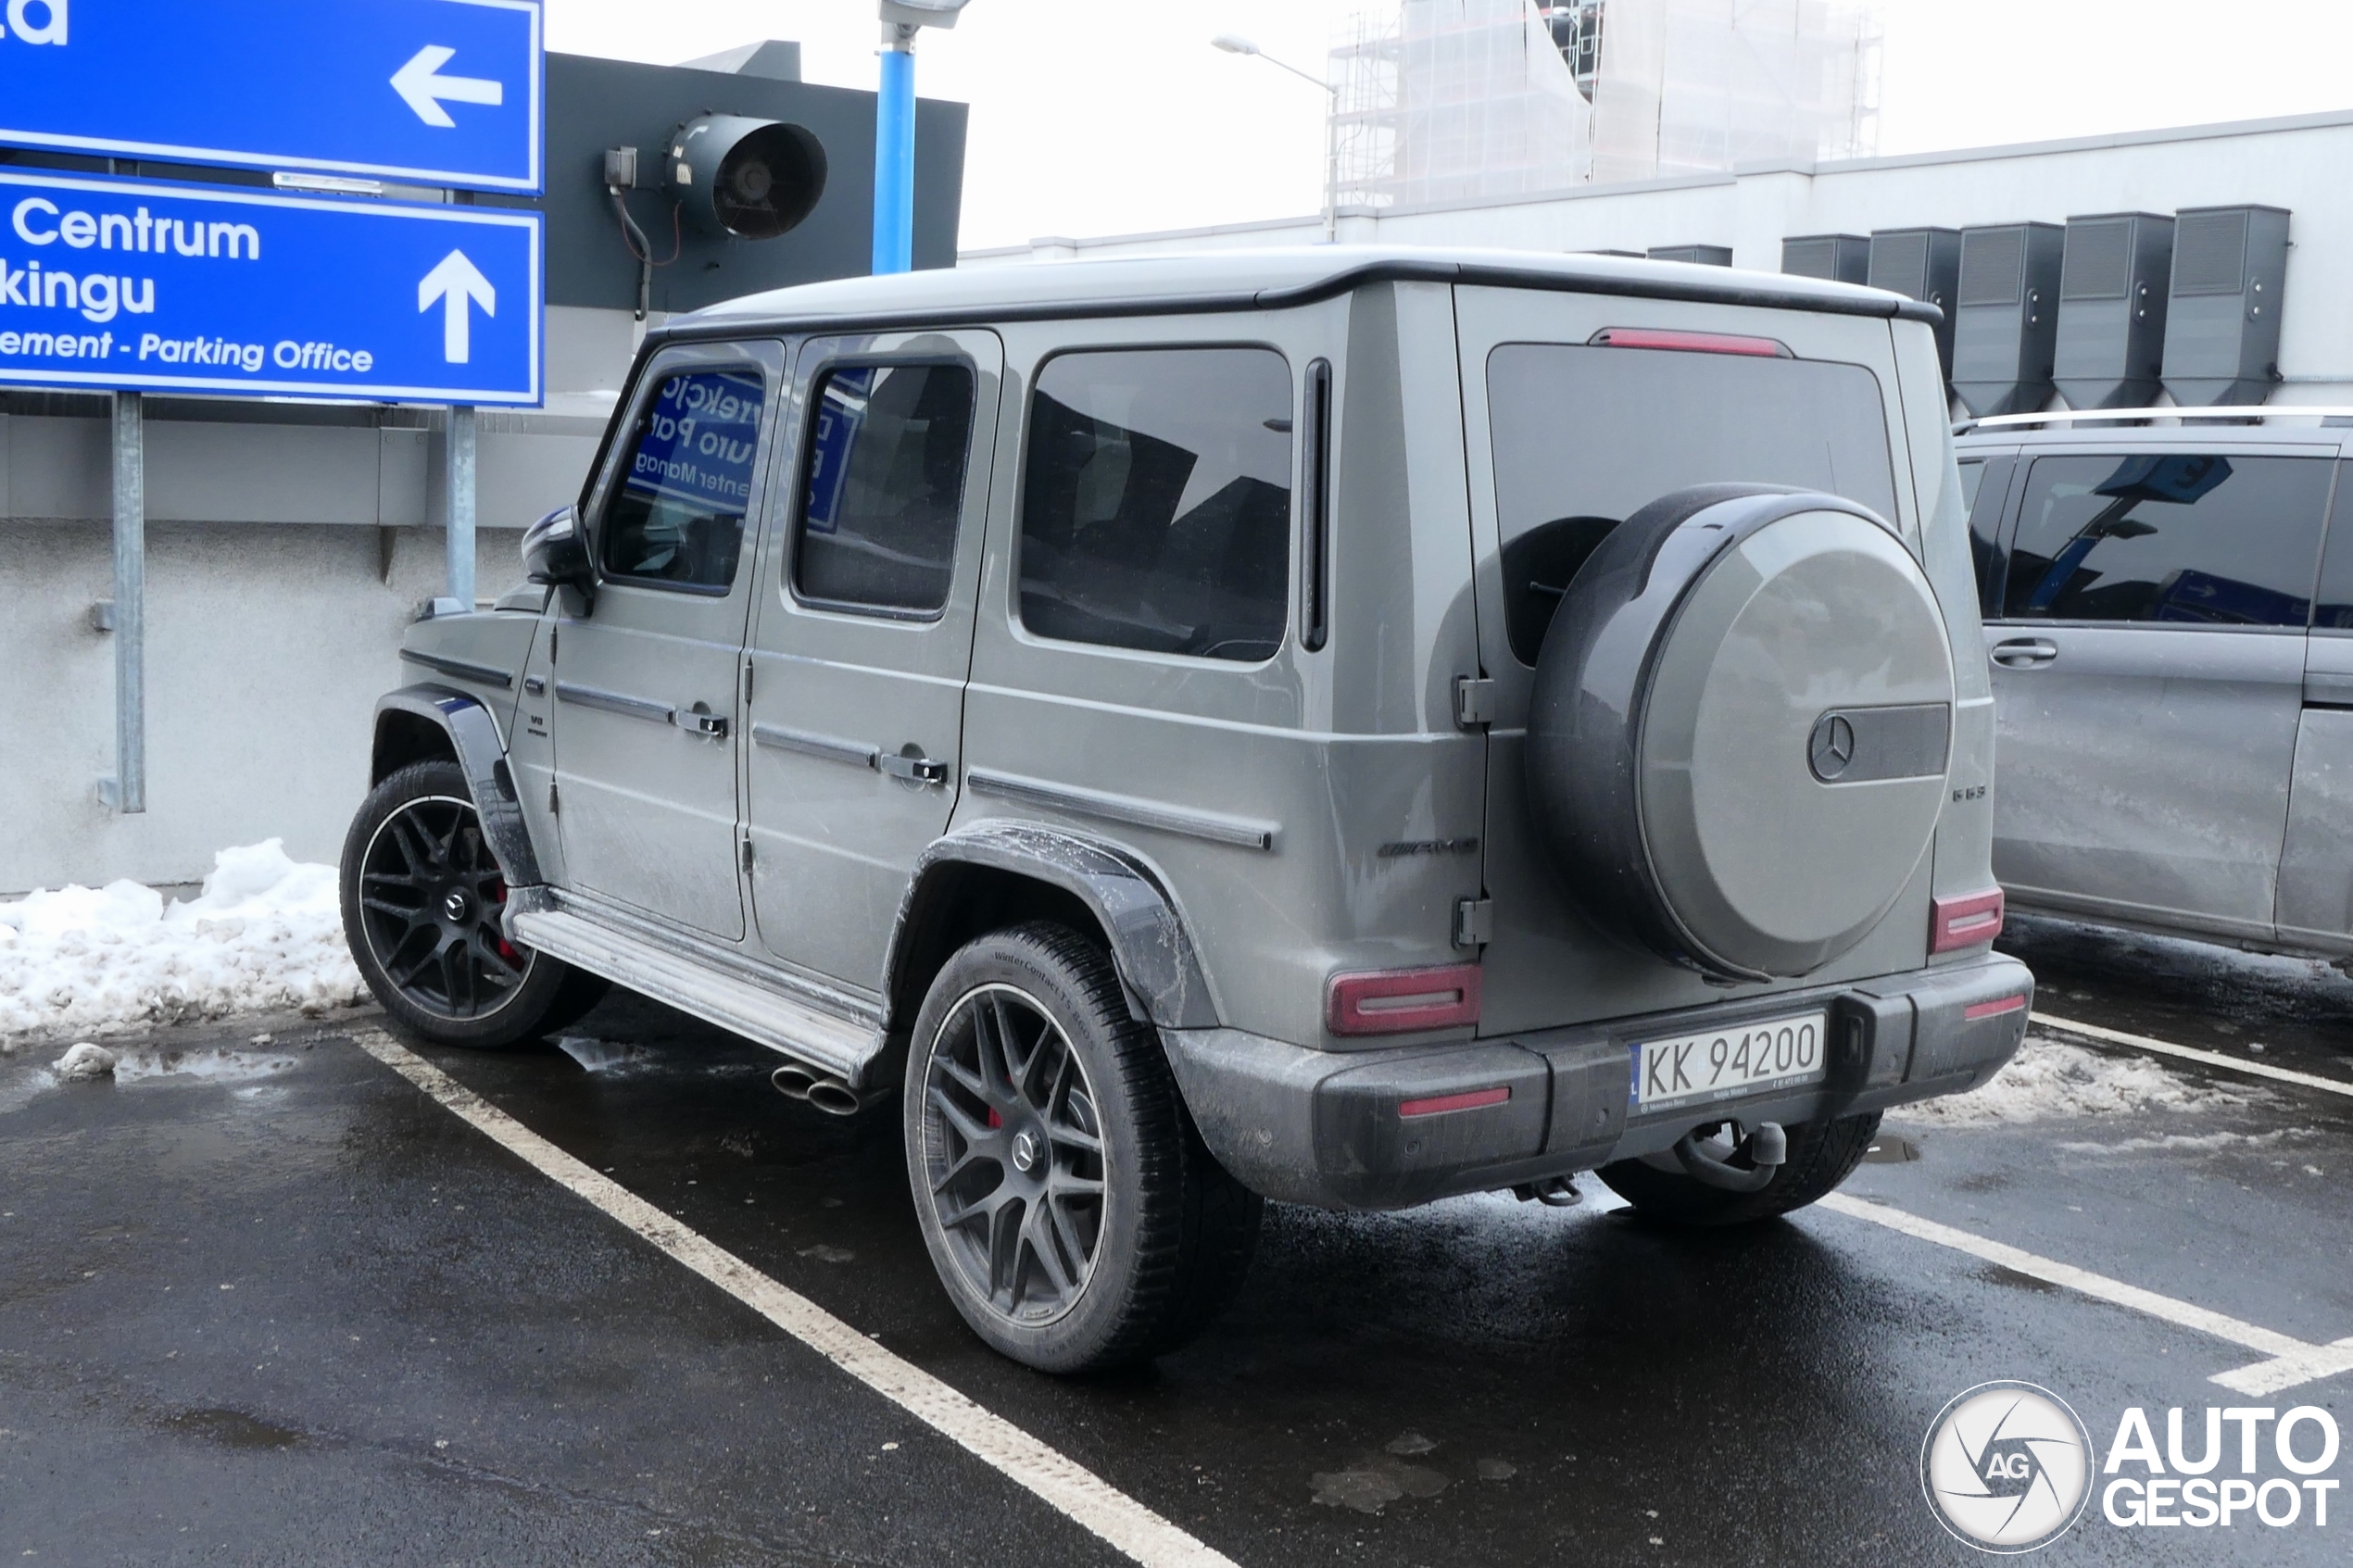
[1011, 1130, 1040, 1173]
[1809, 712, 1858, 781]
[1921, 1381, 2094, 1553]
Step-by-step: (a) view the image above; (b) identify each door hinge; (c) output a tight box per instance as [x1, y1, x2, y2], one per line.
[1453, 675, 1496, 730]
[742, 660, 755, 705]
[547, 782, 560, 816]
[1453, 897, 1493, 950]
[548, 626, 559, 664]
[739, 835, 755, 874]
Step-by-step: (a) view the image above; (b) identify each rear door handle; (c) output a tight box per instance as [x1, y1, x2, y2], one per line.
[877, 750, 950, 785]
[1991, 637, 2058, 669]
[674, 702, 729, 740]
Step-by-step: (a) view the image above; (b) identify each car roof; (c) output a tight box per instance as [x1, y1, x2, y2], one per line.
[660, 245, 1936, 342]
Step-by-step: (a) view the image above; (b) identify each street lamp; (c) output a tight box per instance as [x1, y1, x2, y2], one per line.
[1211, 33, 1339, 241]
[875, 0, 972, 274]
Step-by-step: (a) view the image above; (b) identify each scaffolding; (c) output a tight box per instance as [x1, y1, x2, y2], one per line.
[1332, 0, 1881, 206]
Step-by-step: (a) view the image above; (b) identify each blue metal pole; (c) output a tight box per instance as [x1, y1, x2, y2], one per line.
[874, 42, 916, 275]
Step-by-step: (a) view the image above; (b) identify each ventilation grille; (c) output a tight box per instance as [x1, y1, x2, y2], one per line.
[1959, 228, 2025, 306]
[1782, 237, 1838, 280]
[2061, 220, 2132, 300]
[2173, 210, 2248, 295]
[1870, 232, 1931, 299]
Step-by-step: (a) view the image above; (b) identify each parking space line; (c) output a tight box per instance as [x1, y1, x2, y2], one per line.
[1817, 1194, 2353, 1393]
[2034, 1011, 2353, 1100]
[352, 1030, 1239, 1568]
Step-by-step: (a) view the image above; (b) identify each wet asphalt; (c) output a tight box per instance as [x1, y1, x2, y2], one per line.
[3, 918, 2349, 1566]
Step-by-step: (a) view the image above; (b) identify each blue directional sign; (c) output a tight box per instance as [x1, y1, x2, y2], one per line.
[0, 170, 541, 405]
[0, 0, 542, 194]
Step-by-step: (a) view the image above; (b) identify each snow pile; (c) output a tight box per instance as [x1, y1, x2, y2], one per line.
[52, 1042, 116, 1080]
[1889, 1034, 2250, 1128]
[0, 842, 367, 1044]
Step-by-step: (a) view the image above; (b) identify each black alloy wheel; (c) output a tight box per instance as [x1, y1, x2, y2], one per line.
[356, 791, 530, 1018]
[921, 982, 1110, 1323]
[339, 759, 604, 1049]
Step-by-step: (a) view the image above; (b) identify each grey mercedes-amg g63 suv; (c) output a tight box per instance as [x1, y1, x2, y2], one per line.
[344, 248, 2032, 1373]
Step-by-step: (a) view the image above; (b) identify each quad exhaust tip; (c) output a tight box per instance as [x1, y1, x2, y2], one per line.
[770, 1060, 868, 1118]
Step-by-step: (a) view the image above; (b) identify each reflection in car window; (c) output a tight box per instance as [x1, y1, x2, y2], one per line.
[602, 369, 765, 591]
[1486, 344, 1900, 666]
[2004, 455, 2330, 626]
[1019, 347, 1293, 663]
[794, 363, 976, 617]
[2311, 460, 2353, 631]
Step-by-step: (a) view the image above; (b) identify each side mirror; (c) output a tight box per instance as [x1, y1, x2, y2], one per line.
[522, 506, 594, 608]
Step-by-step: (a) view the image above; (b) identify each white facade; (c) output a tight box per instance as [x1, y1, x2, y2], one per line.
[972, 107, 2353, 406]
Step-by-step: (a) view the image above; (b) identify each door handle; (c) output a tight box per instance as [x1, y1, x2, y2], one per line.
[1990, 637, 2058, 669]
[674, 702, 730, 740]
[877, 749, 950, 785]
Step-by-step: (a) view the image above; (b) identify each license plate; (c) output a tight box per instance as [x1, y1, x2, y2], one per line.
[1630, 1011, 1828, 1111]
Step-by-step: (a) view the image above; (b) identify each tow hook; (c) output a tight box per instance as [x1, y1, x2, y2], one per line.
[1512, 1175, 1581, 1208]
[1673, 1121, 1787, 1193]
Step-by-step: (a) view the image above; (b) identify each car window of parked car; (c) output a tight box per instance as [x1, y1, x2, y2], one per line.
[1486, 344, 1900, 667]
[1018, 347, 1293, 663]
[791, 362, 976, 618]
[2003, 454, 2331, 626]
[1961, 455, 2014, 620]
[2309, 460, 2353, 632]
[600, 368, 765, 593]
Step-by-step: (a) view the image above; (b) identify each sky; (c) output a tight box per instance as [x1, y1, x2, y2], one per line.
[545, 0, 2353, 252]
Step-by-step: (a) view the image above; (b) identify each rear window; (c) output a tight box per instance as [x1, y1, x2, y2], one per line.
[1486, 343, 1899, 665]
[2004, 454, 2330, 625]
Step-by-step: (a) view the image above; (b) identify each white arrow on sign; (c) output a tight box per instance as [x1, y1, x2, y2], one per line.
[419, 250, 497, 364]
[392, 44, 506, 129]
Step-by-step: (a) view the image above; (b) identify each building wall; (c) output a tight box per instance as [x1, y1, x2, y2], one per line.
[0, 305, 636, 894]
[964, 108, 2353, 403]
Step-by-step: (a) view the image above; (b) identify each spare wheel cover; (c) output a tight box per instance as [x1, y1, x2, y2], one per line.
[1526, 485, 1957, 981]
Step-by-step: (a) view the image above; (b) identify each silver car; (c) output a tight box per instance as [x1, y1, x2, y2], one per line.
[1956, 412, 2353, 959]
[346, 248, 2031, 1373]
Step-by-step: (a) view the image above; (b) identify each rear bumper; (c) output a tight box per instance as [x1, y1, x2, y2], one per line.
[1162, 951, 2032, 1210]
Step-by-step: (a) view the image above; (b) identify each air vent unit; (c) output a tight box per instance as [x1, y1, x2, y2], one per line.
[1648, 245, 1732, 267]
[2053, 212, 2172, 410]
[1781, 234, 1870, 284]
[2162, 205, 2290, 407]
[1950, 221, 2064, 417]
[1868, 227, 1960, 378]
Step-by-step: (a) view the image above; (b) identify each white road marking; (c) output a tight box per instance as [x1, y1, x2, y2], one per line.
[2034, 1011, 2353, 1101]
[1816, 1194, 2353, 1394]
[353, 1030, 1237, 1568]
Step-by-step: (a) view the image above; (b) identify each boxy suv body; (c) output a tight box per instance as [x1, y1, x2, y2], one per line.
[1957, 410, 2353, 958]
[346, 249, 2031, 1372]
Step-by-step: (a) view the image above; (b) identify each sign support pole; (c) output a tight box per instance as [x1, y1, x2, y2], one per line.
[873, 29, 916, 275]
[104, 390, 146, 814]
[447, 406, 478, 608]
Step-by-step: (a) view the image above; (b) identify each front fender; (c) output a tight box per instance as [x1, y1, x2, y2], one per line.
[373, 684, 545, 888]
[887, 823, 1219, 1031]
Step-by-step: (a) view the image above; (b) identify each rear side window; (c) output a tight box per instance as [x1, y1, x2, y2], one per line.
[2004, 455, 2330, 625]
[792, 362, 976, 618]
[1961, 455, 2013, 619]
[1019, 347, 1293, 663]
[1486, 344, 1900, 666]
[601, 368, 765, 592]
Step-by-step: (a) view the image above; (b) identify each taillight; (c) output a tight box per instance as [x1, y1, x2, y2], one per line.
[1931, 889, 2005, 953]
[1326, 964, 1482, 1036]
[1588, 326, 1793, 358]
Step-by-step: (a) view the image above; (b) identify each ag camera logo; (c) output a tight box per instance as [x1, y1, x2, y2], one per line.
[1921, 1382, 2095, 1552]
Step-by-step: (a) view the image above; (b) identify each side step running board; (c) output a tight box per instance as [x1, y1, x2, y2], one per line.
[510, 906, 884, 1088]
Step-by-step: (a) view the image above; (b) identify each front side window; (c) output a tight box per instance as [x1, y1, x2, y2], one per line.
[1019, 347, 1293, 663]
[1486, 344, 1900, 665]
[2003, 454, 2330, 625]
[793, 362, 977, 617]
[601, 368, 766, 591]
